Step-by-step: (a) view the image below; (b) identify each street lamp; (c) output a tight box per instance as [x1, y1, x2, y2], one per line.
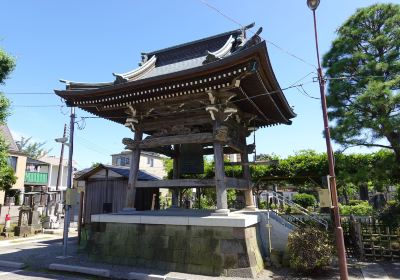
[306, 1, 349, 279]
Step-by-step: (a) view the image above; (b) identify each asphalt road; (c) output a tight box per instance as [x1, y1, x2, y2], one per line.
[0, 266, 90, 280]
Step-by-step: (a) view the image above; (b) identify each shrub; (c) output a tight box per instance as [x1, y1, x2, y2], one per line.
[339, 201, 373, 216]
[287, 227, 333, 273]
[377, 201, 400, 227]
[293, 193, 317, 208]
[258, 200, 268, 209]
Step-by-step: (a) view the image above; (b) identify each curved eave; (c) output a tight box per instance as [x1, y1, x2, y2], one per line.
[257, 42, 296, 120]
[55, 41, 295, 125]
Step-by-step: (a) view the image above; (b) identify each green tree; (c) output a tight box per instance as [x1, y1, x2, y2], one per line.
[16, 136, 51, 159]
[0, 48, 16, 192]
[323, 4, 400, 166]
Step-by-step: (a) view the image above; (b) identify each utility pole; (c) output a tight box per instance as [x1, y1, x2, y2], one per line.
[306, 0, 348, 279]
[62, 107, 75, 257]
[56, 124, 67, 203]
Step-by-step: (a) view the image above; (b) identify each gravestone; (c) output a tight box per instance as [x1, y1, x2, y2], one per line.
[14, 205, 32, 237]
[371, 193, 386, 210]
[30, 204, 42, 233]
[42, 201, 60, 229]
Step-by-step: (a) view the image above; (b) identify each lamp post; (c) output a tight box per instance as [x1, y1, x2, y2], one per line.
[55, 107, 75, 257]
[306, 1, 349, 279]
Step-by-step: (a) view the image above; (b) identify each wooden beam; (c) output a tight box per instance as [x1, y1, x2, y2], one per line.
[225, 177, 252, 190]
[135, 177, 250, 190]
[125, 133, 215, 149]
[136, 179, 216, 188]
[224, 160, 278, 166]
[141, 146, 176, 158]
[141, 113, 211, 132]
[202, 144, 255, 155]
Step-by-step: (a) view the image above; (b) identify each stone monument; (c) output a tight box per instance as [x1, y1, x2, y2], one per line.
[42, 201, 60, 229]
[14, 205, 32, 237]
[30, 204, 42, 233]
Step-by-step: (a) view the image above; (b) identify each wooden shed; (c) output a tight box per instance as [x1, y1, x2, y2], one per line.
[76, 164, 160, 223]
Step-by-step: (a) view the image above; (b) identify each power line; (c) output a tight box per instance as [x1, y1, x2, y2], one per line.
[198, 0, 316, 68]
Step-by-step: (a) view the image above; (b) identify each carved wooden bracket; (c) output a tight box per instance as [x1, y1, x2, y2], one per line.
[124, 105, 139, 132]
[122, 137, 140, 150]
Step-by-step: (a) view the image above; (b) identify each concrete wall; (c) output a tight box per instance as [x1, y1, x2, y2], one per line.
[11, 154, 27, 191]
[87, 223, 264, 277]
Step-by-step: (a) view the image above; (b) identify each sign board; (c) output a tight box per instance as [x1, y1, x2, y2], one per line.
[179, 144, 204, 174]
[318, 188, 332, 208]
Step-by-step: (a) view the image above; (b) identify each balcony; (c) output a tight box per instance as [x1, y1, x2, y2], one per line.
[24, 171, 48, 185]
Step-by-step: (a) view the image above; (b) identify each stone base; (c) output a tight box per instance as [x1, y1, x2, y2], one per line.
[87, 210, 264, 278]
[14, 226, 32, 237]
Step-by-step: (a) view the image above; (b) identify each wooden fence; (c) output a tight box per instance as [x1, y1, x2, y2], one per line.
[343, 218, 400, 261]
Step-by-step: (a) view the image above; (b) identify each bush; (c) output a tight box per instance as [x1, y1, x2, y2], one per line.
[339, 201, 373, 216]
[293, 193, 317, 208]
[377, 201, 400, 227]
[287, 227, 333, 273]
[258, 200, 268, 209]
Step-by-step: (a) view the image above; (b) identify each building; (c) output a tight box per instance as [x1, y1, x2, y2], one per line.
[56, 25, 296, 277]
[111, 150, 166, 179]
[38, 155, 77, 192]
[75, 164, 159, 223]
[0, 125, 27, 205]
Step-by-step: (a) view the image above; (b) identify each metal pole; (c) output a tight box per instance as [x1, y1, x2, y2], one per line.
[63, 107, 75, 257]
[56, 124, 67, 203]
[311, 9, 348, 280]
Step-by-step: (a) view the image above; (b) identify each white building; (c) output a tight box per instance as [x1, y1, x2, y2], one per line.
[39, 155, 78, 192]
[111, 151, 166, 179]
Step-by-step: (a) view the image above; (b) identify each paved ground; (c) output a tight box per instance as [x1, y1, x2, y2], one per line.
[0, 232, 400, 279]
[0, 266, 90, 280]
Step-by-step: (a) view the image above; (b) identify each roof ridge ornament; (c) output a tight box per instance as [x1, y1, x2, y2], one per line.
[113, 55, 157, 83]
[203, 35, 235, 65]
[208, 35, 235, 58]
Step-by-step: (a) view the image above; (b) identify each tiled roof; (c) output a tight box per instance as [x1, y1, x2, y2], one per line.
[0, 125, 19, 151]
[76, 164, 160, 181]
[60, 25, 250, 89]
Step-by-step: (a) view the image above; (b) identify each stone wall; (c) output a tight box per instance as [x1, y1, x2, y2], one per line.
[87, 222, 264, 277]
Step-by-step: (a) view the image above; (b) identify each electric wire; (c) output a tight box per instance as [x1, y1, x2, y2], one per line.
[198, 0, 316, 68]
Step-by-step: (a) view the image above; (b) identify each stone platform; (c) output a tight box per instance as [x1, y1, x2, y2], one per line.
[86, 210, 264, 278]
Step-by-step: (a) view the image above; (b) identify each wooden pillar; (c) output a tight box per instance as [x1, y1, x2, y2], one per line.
[213, 122, 229, 215]
[171, 144, 180, 208]
[77, 191, 84, 245]
[241, 138, 256, 210]
[125, 129, 143, 210]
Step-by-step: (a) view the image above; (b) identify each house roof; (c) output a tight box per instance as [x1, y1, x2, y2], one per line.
[76, 164, 160, 181]
[0, 125, 19, 152]
[39, 155, 78, 167]
[27, 157, 49, 166]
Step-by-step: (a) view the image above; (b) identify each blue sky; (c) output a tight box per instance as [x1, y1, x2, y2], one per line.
[0, 0, 392, 169]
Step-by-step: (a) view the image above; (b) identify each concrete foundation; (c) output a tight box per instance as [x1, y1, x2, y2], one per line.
[86, 210, 264, 278]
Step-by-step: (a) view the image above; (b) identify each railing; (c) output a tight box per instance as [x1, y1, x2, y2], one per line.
[24, 171, 48, 185]
[270, 191, 329, 229]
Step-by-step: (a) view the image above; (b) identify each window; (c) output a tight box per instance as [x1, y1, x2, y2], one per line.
[7, 156, 17, 172]
[125, 157, 130, 165]
[116, 157, 122, 166]
[147, 157, 154, 167]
